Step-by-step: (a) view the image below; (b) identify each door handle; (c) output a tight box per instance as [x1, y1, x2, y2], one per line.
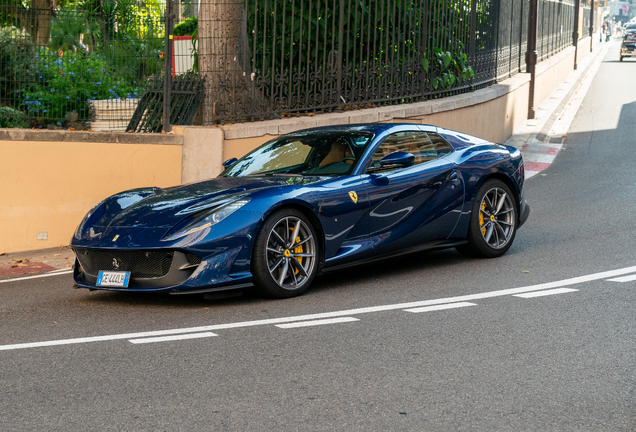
[449, 171, 458, 181]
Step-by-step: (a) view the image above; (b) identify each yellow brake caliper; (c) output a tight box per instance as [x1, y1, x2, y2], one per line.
[290, 229, 303, 275]
[480, 201, 486, 236]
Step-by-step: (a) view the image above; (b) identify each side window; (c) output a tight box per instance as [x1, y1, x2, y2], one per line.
[368, 131, 452, 171]
[428, 132, 453, 157]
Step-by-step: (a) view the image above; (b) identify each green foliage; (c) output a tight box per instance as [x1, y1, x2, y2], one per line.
[422, 43, 475, 90]
[0, 106, 28, 128]
[17, 49, 142, 123]
[174, 17, 198, 36]
[0, 26, 35, 101]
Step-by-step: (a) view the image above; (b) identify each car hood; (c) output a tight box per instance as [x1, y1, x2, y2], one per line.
[92, 176, 324, 229]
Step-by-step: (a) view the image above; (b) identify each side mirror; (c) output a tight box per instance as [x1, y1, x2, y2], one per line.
[379, 151, 415, 168]
[222, 158, 238, 169]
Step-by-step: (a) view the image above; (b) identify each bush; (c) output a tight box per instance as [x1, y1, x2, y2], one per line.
[0, 26, 36, 101]
[0, 106, 28, 128]
[17, 49, 143, 123]
[174, 17, 198, 36]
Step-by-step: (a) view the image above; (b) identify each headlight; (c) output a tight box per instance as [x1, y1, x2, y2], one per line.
[162, 198, 251, 241]
[74, 200, 106, 240]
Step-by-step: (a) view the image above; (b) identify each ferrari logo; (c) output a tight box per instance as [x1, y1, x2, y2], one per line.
[112, 235, 119, 241]
[348, 191, 358, 204]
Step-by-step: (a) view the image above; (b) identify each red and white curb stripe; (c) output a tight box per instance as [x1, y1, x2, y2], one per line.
[522, 41, 612, 179]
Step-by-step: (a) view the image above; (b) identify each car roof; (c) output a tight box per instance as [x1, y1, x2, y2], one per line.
[280, 123, 439, 136]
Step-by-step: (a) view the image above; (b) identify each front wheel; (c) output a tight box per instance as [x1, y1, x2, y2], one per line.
[456, 179, 518, 258]
[252, 208, 319, 298]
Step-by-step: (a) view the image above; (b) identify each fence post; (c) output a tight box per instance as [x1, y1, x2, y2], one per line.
[589, 0, 595, 52]
[526, 0, 538, 120]
[573, 0, 580, 70]
[336, 0, 345, 106]
[163, 0, 175, 133]
[469, 0, 477, 70]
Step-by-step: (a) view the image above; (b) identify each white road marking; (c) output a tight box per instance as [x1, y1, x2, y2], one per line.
[2, 264, 636, 351]
[404, 302, 476, 313]
[48, 268, 73, 273]
[607, 274, 636, 283]
[129, 332, 217, 344]
[0, 270, 73, 284]
[275, 317, 359, 329]
[514, 288, 578, 298]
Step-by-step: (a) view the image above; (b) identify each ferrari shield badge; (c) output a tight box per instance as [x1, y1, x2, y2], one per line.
[348, 191, 358, 204]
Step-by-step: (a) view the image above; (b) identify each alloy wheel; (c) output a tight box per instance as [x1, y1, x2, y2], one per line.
[479, 187, 515, 249]
[266, 216, 317, 289]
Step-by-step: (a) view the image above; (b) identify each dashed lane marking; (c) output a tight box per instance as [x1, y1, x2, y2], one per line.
[2, 265, 636, 351]
[404, 302, 476, 313]
[607, 274, 636, 283]
[514, 288, 579, 298]
[129, 332, 218, 344]
[275, 317, 359, 329]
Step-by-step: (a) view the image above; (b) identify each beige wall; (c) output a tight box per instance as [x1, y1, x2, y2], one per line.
[0, 140, 182, 253]
[392, 81, 530, 144]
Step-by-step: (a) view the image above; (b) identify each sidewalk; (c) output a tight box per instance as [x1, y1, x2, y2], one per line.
[507, 34, 614, 178]
[0, 245, 75, 279]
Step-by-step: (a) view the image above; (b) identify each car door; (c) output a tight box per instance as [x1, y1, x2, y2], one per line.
[360, 130, 464, 257]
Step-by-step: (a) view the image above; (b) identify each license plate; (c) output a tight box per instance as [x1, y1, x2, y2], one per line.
[97, 271, 131, 288]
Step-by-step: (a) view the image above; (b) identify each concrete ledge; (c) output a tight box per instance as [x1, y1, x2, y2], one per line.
[0, 129, 184, 145]
[220, 72, 532, 140]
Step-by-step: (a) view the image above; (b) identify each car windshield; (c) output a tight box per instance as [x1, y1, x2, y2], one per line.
[625, 23, 636, 31]
[221, 131, 374, 177]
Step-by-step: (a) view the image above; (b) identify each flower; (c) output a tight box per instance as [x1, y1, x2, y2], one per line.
[57, 122, 62, 126]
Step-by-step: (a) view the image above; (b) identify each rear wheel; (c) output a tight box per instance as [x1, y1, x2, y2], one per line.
[456, 179, 517, 258]
[252, 208, 319, 298]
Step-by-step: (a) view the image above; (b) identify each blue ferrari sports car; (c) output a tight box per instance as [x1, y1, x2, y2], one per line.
[71, 123, 529, 298]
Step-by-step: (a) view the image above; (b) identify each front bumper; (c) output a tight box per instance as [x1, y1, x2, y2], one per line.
[72, 246, 253, 294]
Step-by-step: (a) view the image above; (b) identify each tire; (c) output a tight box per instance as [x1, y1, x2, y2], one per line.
[456, 179, 518, 258]
[252, 208, 319, 298]
[620, 56, 624, 62]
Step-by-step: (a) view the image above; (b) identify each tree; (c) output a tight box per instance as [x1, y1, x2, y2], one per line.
[2, 0, 61, 45]
[197, 0, 273, 123]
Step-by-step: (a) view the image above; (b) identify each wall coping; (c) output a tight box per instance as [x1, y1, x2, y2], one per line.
[0, 129, 183, 145]
[211, 72, 530, 141]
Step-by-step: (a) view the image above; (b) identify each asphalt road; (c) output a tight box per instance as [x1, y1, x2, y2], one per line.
[2, 42, 636, 431]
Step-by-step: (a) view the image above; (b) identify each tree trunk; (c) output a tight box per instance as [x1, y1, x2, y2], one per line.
[197, 0, 274, 123]
[31, 0, 58, 46]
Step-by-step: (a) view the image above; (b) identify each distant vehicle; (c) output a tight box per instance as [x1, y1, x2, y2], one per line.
[623, 22, 636, 36]
[71, 124, 530, 298]
[621, 30, 636, 61]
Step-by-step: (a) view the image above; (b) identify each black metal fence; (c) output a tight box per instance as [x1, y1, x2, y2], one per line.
[0, 0, 592, 130]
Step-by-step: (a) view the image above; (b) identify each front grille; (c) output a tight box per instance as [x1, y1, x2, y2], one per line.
[75, 249, 174, 278]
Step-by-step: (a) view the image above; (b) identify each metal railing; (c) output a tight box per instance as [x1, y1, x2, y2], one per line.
[0, 0, 593, 130]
